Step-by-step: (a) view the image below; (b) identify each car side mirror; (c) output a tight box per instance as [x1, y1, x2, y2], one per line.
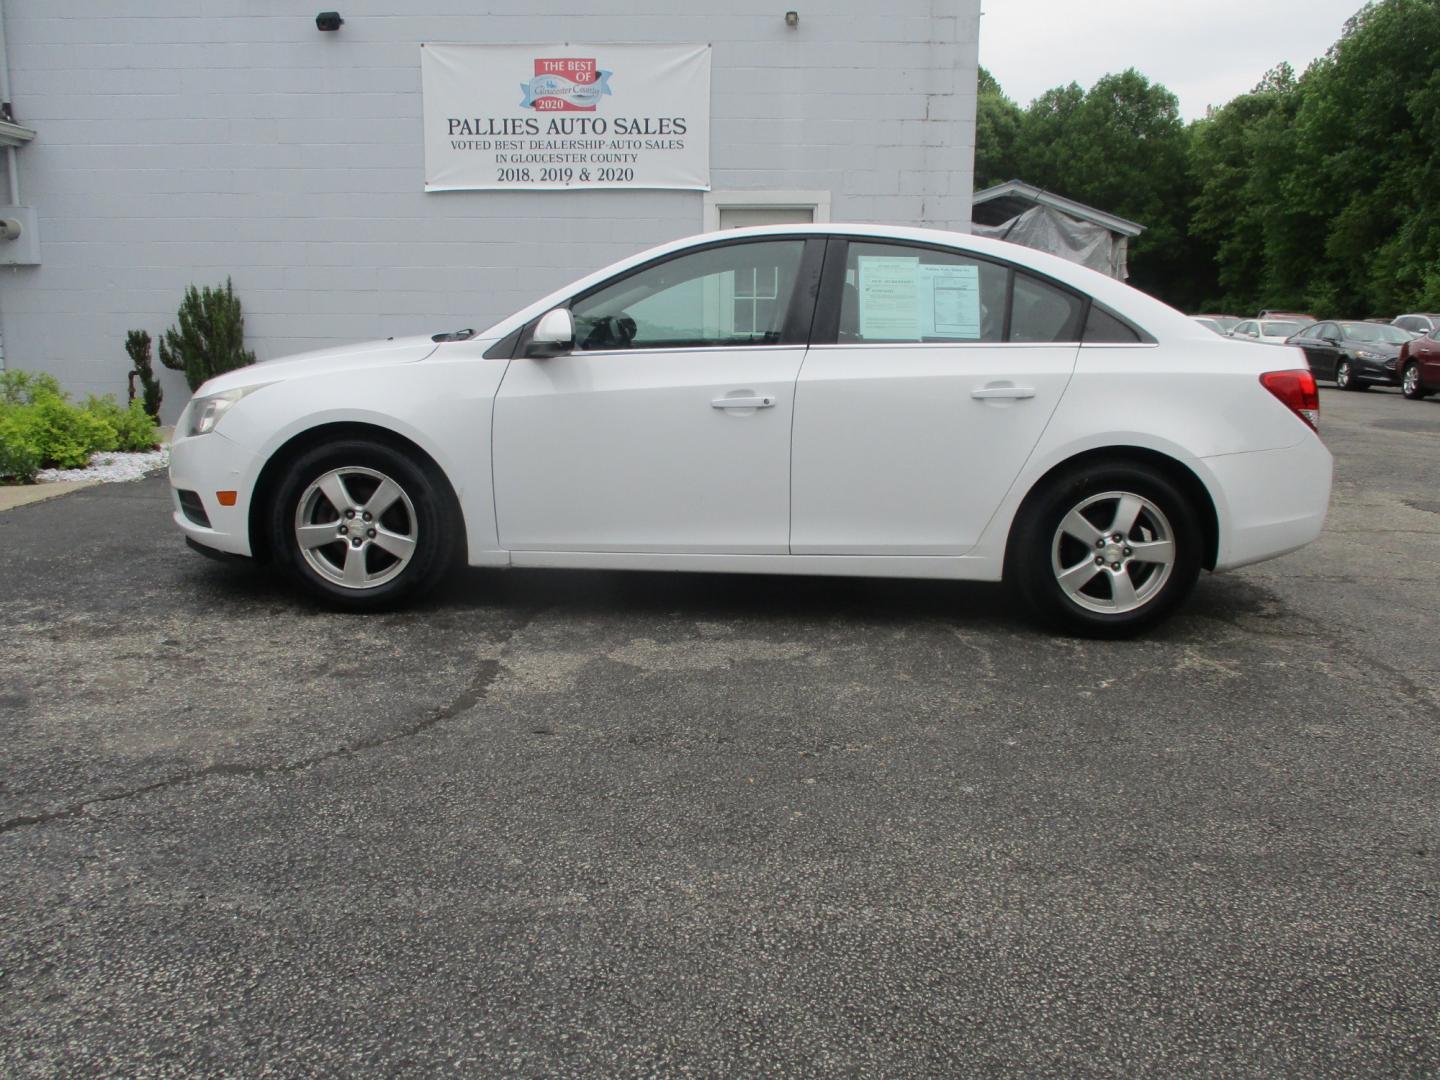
[526, 307, 575, 357]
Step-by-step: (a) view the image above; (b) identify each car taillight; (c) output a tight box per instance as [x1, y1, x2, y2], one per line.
[1260, 369, 1320, 432]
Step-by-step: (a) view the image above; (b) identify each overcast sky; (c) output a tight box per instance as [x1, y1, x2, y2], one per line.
[979, 0, 1365, 121]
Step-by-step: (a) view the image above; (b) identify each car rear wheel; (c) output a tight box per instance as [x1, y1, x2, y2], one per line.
[269, 440, 459, 610]
[1402, 362, 1429, 400]
[1010, 463, 1202, 638]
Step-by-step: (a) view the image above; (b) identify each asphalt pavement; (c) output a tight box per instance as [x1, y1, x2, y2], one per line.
[1, 387, 1437, 1076]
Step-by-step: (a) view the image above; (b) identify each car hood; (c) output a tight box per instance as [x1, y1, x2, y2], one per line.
[1348, 340, 1403, 355]
[197, 334, 441, 394]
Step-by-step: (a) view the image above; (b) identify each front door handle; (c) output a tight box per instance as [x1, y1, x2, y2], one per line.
[711, 395, 775, 409]
[971, 385, 1036, 400]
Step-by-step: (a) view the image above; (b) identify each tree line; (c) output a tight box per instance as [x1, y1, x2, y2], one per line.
[975, 0, 1440, 317]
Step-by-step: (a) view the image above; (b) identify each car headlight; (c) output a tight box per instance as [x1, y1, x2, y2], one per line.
[187, 384, 269, 437]
[1355, 349, 1385, 361]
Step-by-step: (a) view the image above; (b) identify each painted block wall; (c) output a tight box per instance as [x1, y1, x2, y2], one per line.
[0, 0, 979, 420]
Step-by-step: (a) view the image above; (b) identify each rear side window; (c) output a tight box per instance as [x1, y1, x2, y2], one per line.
[837, 241, 1100, 345]
[839, 242, 1009, 343]
[1010, 272, 1086, 342]
[1082, 304, 1142, 343]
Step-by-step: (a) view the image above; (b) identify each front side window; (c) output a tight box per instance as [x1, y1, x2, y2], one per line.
[570, 239, 806, 351]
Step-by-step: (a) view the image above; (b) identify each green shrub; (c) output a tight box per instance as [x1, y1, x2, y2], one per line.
[126, 329, 163, 421]
[15, 395, 115, 467]
[0, 373, 161, 481]
[0, 369, 65, 406]
[0, 372, 161, 482]
[83, 395, 157, 452]
[0, 413, 41, 483]
[158, 278, 256, 391]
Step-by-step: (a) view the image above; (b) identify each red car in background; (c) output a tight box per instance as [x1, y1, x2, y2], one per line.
[1400, 328, 1440, 399]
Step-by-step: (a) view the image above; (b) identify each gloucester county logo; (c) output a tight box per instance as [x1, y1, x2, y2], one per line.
[520, 57, 613, 112]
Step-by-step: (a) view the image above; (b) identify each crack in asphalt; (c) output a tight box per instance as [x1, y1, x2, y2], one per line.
[0, 608, 542, 836]
[1202, 581, 1440, 722]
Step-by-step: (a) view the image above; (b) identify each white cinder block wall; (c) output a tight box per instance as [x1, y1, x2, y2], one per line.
[0, 0, 980, 420]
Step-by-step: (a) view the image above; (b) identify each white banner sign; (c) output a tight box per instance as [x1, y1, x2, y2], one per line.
[421, 43, 711, 192]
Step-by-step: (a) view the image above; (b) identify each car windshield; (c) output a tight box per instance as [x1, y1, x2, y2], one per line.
[1341, 322, 1409, 344]
[1261, 321, 1302, 337]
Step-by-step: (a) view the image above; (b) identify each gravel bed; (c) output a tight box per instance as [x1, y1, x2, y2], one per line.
[36, 448, 170, 484]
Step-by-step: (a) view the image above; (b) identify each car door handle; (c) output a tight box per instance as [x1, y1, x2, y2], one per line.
[711, 395, 775, 409]
[970, 385, 1036, 400]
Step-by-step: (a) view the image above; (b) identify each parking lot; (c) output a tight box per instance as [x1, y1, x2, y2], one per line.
[1, 386, 1437, 1076]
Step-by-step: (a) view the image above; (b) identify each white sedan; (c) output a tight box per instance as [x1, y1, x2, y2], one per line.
[1230, 318, 1309, 345]
[170, 225, 1332, 636]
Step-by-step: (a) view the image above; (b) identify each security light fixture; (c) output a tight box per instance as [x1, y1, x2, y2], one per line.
[316, 11, 344, 31]
[785, 11, 799, 27]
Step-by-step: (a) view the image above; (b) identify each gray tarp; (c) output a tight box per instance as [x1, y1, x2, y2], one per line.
[972, 204, 1130, 280]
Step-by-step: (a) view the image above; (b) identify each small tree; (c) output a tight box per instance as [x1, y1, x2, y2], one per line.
[158, 278, 256, 392]
[125, 329, 163, 421]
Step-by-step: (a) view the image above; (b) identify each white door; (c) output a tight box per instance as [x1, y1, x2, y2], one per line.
[791, 240, 1083, 555]
[493, 237, 816, 554]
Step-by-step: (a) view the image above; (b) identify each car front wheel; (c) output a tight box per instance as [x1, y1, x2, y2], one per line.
[1402, 362, 1429, 400]
[269, 440, 459, 610]
[1335, 359, 1368, 391]
[1010, 463, 1202, 638]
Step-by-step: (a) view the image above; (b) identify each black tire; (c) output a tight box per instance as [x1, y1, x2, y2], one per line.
[1009, 462, 1203, 638]
[1335, 359, 1366, 391]
[268, 439, 460, 611]
[1402, 362, 1429, 400]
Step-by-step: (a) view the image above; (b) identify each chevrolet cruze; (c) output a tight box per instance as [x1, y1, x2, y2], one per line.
[170, 225, 1332, 636]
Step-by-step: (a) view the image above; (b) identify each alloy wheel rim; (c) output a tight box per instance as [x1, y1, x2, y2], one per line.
[1337, 362, 1350, 387]
[1050, 491, 1176, 615]
[1404, 365, 1419, 394]
[294, 466, 418, 590]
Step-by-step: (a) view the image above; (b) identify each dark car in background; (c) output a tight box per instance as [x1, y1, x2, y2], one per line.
[1286, 321, 1410, 389]
[1399, 327, 1440, 399]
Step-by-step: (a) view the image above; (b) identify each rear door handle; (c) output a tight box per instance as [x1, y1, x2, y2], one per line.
[711, 395, 775, 409]
[971, 385, 1036, 400]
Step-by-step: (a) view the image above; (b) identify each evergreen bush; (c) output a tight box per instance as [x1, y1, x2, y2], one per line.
[158, 278, 256, 392]
[126, 329, 163, 421]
